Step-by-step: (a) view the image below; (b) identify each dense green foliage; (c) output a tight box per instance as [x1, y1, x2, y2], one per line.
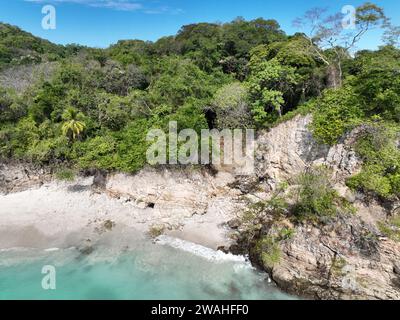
[246, 35, 326, 127]
[0, 18, 289, 172]
[0, 3, 399, 206]
[309, 46, 400, 200]
[311, 46, 400, 145]
[0, 23, 75, 69]
[310, 85, 364, 145]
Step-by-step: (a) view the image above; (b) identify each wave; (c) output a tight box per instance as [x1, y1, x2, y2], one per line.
[155, 235, 250, 265]
[0, 247, 33, 252]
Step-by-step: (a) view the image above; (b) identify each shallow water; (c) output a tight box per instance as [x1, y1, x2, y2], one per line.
[0, 235, 295, 300]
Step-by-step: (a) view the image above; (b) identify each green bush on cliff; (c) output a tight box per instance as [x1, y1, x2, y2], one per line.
[378, 216, 400, 242]
[72, 135, 118, 170]
[292, 166, 355, 222]
[254, 227, 295, 269]
[259, 236, 281, 269]
[346, 122, 400, 200]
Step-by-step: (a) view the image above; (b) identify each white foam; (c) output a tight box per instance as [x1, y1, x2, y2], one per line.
[155, 235, 249, 264]
[233, 263, 255, 273]
[0, 247, 32, 252]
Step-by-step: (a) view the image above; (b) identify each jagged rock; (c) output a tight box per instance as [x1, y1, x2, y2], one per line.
[394, 264, 400, 275]
[233, 115, 399, 300]
[0, 162, 51, 194]
[229, 244, 243, 255]
[235, 114, 362, 194]
[217, 246, 230, 254]
[227, 218, 241, 230]
[325, 145, 359, 178]
[79, 245, 95, 256]
[253, 115, 329, 189]
[92, 170, 107, 189]
[228, 176, 262, 194]
[255, 216, 400, 300]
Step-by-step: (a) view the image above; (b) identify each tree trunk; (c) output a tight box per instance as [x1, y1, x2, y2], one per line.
[326, 64, 341, 89]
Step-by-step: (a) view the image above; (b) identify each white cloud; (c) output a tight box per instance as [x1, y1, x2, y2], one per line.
[25, 0, 181, 13]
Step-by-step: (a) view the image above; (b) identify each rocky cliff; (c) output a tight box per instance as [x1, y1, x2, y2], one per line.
[230, 115, 400, 300]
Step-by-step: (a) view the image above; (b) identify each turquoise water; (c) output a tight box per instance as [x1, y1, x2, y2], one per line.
[0, 236, 295, 300]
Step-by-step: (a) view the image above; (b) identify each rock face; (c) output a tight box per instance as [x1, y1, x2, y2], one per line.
[105, 167, 241, 225]
[264, 217, 400, 300]
[249, 114, 362, 192]
[0, 162, 51, 194]
[104, 167, 244, 249]
[233, 114, 400, 300]
[255, 115, 329, 189]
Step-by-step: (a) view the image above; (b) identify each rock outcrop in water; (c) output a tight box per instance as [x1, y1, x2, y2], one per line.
[262, 216, 400, 300]
[231, 114, 400, 300]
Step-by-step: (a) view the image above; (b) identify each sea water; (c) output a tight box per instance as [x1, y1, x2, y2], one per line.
[0, 235, 295, 300]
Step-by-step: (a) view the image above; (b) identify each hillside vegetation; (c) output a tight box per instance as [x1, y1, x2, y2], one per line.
[0, 2, 399, 204]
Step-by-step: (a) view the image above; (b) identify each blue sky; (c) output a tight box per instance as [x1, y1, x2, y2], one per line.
[0, 0, 399, 49]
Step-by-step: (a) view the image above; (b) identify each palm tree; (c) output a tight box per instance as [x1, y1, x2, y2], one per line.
[61, 107, 86, 141]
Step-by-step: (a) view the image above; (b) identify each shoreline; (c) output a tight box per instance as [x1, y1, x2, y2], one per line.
[0, 167, 240, 252]
[2, 110, 399, 300]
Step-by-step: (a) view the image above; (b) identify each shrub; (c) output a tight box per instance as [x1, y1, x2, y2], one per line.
[0, 125, 14, 158]
[55, 168, 76, 181]
[241, 182, 289, 227]
[347, 165, 393, 198]
[278, 227, 295, 241]
[113, 119, 150, 173]
[26, 138, 59, 163]
[292, 166, 355, 222]
[378, 216, 400, 242]
[10, 118, 40, 158]
[72, 135, 117, 170]
[256, 236, 281, 269]
[97, 62, 148, 96]
[96, 93, 131, 131]
[148, 225, 166, 238]
[0, 88, 26, 123]
[346, 123, 400, 200]
[331, 257, 347, 276]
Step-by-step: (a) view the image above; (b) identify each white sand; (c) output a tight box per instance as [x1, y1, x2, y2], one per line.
[0, 172, 241, 250]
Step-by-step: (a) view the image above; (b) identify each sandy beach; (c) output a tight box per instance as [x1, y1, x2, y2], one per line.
[0, 168, 243, 251]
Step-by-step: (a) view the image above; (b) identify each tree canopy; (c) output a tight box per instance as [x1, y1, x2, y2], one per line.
[0, 3, 398, 203]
